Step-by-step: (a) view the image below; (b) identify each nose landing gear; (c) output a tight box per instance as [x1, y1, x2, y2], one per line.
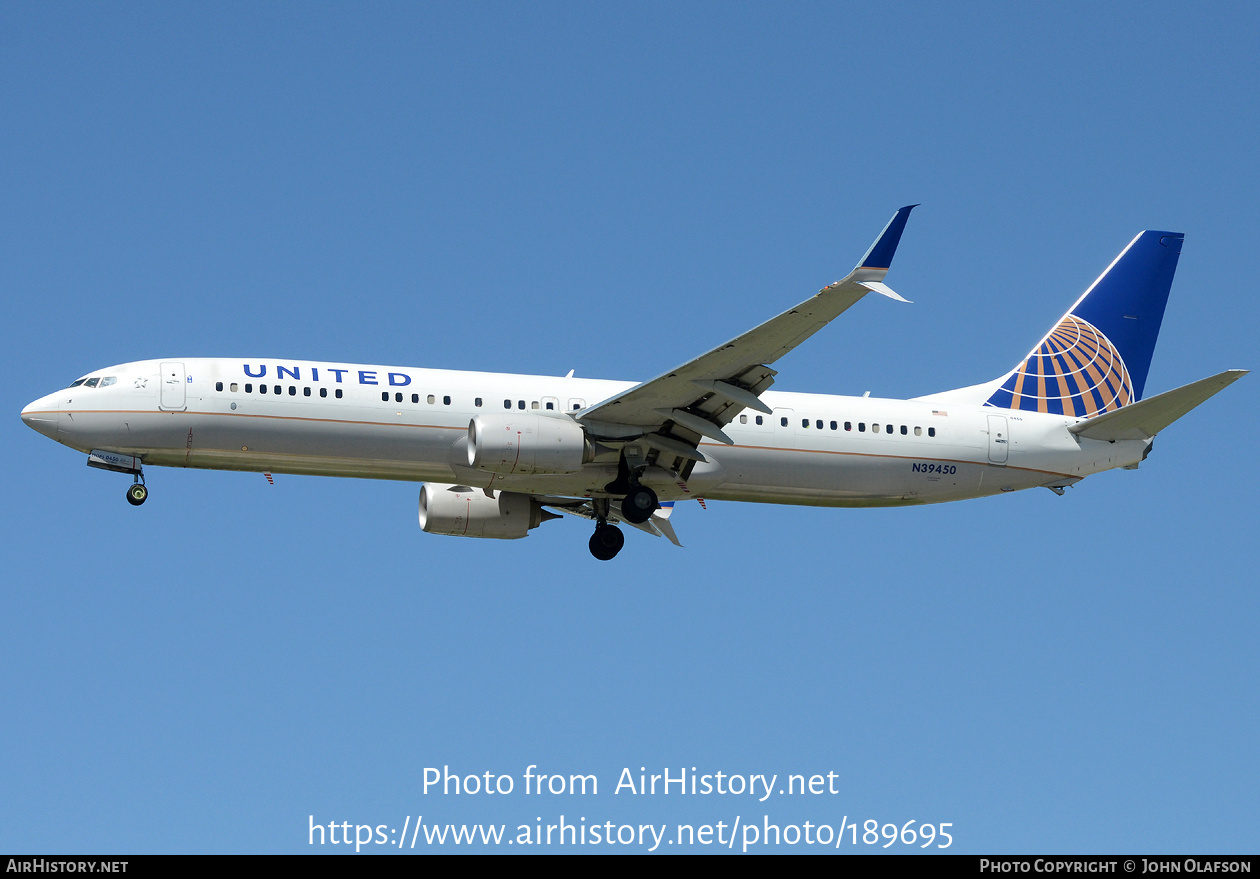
[125, 474, 148, 506]
[87, 450, 148, 507]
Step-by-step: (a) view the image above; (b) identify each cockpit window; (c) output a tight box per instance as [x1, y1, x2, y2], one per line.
[69, 378, 86, 388]
[100, 376, 117, 387]
[84, 377, 101, 388]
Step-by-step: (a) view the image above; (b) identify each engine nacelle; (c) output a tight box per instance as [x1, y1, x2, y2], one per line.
[418, 483, 552, 540]
[466, 413, 589, 475]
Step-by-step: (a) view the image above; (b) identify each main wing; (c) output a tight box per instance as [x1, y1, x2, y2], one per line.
[578, 205, 918, 465]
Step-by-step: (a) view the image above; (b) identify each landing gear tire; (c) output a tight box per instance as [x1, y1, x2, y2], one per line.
[620, 485, 658, 524]
[589, 523, 625, 561]
[126, 483, 148, 506]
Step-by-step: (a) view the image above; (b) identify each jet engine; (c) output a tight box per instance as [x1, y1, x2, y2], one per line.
[466, 413, 590, 475]
[418, 483, 556, 540]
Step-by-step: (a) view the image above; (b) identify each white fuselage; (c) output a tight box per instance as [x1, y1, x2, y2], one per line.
[22, 357, 1149, 507]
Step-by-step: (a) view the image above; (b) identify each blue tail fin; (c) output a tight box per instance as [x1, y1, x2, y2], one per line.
[985, 231, 1182, 416]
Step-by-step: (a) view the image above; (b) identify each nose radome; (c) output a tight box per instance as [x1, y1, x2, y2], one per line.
[21, 396, 60, 439]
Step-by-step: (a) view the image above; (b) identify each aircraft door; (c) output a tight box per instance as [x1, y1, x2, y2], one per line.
[773, 408, 794, 443]
[987, 414, 1009, 464]
[160, 361, 186, 410]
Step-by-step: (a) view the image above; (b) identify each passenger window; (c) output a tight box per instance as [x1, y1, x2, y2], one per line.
[427, 394, 435, 404]
[531, 401, 539, 410]
[816, 419, 823, 429]
[335, 389, 343, 399]
[444, 396, 451, 405]
[739, 414, 747, 424]
[412, 393, 419, 403]
[780, 417, 788, 427]
[304, 387, 311, 397]
[830, 421, 837, 430]
[900, 425, 907, 435]
[381, 392, 389, 402]
[755, 416, 763, 425]
[320, 387, 328, 398]
[246, 383, 253, 393]
[844, 421, 851, 431]
[545, 401, 554, 410]
[518, 400, 525, 410]
[274, 385, 281, 395]
[475, 397, 483, 407]
[873, 423, 880, 433]
[216, 382, 223, 391]
[802, 418, 809, 428]
[259, 384, 267, 394]
[914, 426, 922, 436]
[928, 427, 936, 437]
[230, 383, 238, 392]
[395, 392, 403, 403]
[886, 424, 893, 434]
[289, 386, 296, 396]
[858, 422, 865, 432]
[504, 399, 512, 409]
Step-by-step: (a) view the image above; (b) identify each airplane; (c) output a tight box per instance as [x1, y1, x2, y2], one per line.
[20, 207, 1247, 560]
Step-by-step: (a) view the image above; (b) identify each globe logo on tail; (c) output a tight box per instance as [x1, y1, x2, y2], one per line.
[987, 314, 1133, 416]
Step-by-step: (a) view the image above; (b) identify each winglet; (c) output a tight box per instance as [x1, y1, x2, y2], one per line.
[857, 204, 918, 271]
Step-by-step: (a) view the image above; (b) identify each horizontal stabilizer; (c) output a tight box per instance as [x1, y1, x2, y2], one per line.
[1069, 369, 1247, 442]
[650, 504, 683, 547]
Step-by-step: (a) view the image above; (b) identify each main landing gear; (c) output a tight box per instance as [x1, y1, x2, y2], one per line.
[589, 521, 625, 561]
[586, 496, 625, 561]
[605, 451, 660, 526]
[620, 484, 658, 524]
[586, 449, 662, 559]
[588, 484, 659, 560]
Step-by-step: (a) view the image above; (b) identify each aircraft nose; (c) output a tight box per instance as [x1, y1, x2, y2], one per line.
[21, 396, 60, 439]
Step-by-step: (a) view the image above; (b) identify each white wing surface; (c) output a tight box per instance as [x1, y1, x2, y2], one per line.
[577, 206, 918, 464]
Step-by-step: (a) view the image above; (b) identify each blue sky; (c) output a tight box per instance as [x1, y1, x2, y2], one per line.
[3, 3, 1256, 854]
